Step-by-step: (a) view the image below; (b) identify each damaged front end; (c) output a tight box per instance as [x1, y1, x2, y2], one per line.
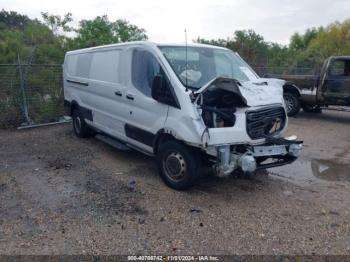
[215, 136, 303, 177]
[192, 77, 303, 177]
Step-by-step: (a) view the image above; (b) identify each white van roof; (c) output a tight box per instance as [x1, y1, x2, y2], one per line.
[65, 41, 228, 55]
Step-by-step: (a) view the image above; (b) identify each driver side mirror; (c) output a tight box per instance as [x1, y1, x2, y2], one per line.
[151, 74, 178, 108]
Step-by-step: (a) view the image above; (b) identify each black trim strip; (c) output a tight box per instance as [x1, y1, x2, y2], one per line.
[256, 156, 297, 170]
[126, 94, 134, 100]
[67, 79, 89, 86]
[114, 91, 122, 97]
[64, 100, 71, 116]
[80, 106, 93, 121]
[125, 124, 155, 147]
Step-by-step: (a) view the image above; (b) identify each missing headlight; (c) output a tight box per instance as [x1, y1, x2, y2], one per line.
[202, 106, 236, 128]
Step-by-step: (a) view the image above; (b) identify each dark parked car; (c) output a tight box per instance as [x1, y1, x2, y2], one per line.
[266, 56, 350, 116]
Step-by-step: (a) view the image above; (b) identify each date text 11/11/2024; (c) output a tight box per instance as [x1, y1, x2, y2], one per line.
[127, 255, 219, 261]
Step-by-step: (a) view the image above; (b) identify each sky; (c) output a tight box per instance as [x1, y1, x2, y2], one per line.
[1, 0, 350, 45]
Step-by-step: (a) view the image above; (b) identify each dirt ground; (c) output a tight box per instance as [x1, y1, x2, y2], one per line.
[1, 110, 350, 255]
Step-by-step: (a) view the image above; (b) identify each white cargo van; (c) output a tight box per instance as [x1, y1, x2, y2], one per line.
[63, 41, 302, 190]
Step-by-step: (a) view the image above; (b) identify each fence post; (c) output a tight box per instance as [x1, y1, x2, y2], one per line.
[17, 55, 32, 125]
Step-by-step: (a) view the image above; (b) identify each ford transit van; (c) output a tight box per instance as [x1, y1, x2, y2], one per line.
[63, 41, 302, 190]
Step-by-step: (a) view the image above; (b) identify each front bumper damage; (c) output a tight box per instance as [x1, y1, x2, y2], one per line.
[215, 136, 303, 177]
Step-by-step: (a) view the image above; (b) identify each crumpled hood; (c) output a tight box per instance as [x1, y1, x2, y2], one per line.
[239, 78, 285, 106]
[194, 77, 285, 107]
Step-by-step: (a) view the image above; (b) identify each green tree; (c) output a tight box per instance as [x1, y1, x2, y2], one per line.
[74, 15, 147, 48]
[41, 12, 73, 36]
[308, 20, 350, 62]
[0, 10, 149, 127]
[113, 19, 148, 42]
[196, 30, 269, 66]
[230, 30, 269, 65]
[0, 9, 30, 31]
[266, 43, 293, 67]
[289, 27, 323, 51]
[74, 15, 114, 48]
[195, 23, 346, 70]
[286, 20, 350, 68]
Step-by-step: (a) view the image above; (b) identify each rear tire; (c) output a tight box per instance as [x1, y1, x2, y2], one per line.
[283, 91, 301, 117]
[157, 140, 200, 190]
[301, 104, 322, 113]
[72, 108, 95, 138]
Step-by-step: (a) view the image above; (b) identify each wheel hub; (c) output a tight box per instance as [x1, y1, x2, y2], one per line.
[164, 152, 186, 181]
[284, 96, 293, 112]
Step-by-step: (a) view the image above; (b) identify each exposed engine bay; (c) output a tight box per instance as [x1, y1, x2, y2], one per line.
[199, 89, 246, 128]
[193, 78, 246, 128]
[192, 77, 287, 131]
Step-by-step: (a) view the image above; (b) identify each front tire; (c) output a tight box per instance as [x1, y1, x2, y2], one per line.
[72, 108, 95, 138]
[283, 91, 301, 117]
[157, 140, 200, 190]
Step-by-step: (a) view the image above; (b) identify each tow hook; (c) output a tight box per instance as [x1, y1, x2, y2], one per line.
[216, 146, 257, 177]
[238, 154, 256, 173]
[288, 143, 303, 157]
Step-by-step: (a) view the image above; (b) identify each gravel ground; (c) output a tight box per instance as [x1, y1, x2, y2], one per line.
[0, 110, 350, 255]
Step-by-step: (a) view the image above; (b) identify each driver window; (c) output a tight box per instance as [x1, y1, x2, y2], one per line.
[132, 50, 162, 96]
[329, 60, 350, 77]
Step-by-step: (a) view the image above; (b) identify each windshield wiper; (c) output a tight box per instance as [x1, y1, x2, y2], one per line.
[183, 84, 200, 90]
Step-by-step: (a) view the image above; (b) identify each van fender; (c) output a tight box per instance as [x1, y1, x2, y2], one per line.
[65, 95, 88, 119]
[153, 117, 204, 154]
[283, 82, 301, 96]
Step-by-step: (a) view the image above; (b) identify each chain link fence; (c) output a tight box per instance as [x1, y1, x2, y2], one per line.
[0, 64, 65, 129]
[0, 65, 22, 128]
[254, 66, 319, 77]
[0, 63, 317, 129]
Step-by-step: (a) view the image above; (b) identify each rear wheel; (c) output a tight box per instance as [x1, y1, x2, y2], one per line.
[72, 108, 95, 138]
[157, 140, 200, 190]
[283, 91, 301, 116]
[301, 104, 322, 113]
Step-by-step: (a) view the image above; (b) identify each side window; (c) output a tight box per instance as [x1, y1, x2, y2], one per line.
[89, 50, 121, 83]
[66, 53, 91, 78]
[66, 55, 78, 76]
[132, 50, 161, 96]
[76, 53, 92, 78]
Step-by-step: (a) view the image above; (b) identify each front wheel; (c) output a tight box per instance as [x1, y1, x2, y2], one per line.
[283, 91, 301, 116]
[157, 140, 200, 190]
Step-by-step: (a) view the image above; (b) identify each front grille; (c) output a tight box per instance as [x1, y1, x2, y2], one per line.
[246, 106, 286, 139]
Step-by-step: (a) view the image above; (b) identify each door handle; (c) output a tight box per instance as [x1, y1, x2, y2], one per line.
[114, 91, 122, 97]
[126, 94, 134, 100]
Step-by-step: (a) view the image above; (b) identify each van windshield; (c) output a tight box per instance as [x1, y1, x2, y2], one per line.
[158, 46, 259, 89]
